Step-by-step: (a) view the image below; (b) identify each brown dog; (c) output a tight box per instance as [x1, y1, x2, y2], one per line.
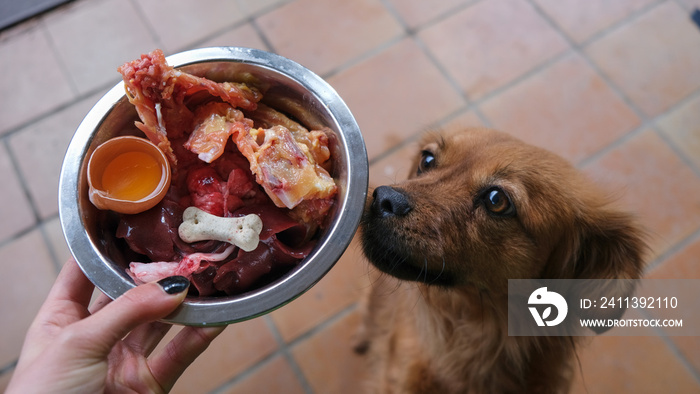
[356, 127, 647, 393]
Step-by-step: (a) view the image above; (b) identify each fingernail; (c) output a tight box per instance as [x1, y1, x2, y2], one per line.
[158, 276, 190, 294]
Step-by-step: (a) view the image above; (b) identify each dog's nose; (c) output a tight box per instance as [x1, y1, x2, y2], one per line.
[372, 186, 412, 217]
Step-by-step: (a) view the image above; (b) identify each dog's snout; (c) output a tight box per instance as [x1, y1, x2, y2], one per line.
[372, 186, 412, 217]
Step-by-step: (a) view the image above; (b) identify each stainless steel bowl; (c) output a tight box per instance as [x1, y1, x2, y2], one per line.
[59, 47, 368, 325]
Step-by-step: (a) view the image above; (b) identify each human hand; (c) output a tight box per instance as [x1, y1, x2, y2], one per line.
[6, 257, 225, 393]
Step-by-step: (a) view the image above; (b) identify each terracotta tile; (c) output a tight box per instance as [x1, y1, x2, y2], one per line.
[291, 309, 368, 394]
[385, 0, 470, 28]
[218, 355, 306, 394]
[0, 230, 57, 367]
[442, 109, 486, 130]
[668, 335, 700, 381]
[585, 2, 700, 117]
[328, 38, 465, 161]
[532, 0, 655, 43]
[8, 94, 97, 219]
[137, 0, 248, 53]
[236, 0, 289, 15]
[0, 24, 75, 135]
[418, 0, 568, 99]
[43, 0, 159, 94]
[43, 216, 72, 264]
[167, 317, 278, 394]
[646, 236, 700, 374]
[369, 142, 419, 189]
[583, 130, 700, 258]
[198, 23, 268, 51]
[270, 236, 370, 342]
[0, 145, 36, 242]
[648, 235, 700, 279]
[257, 0, 404, 76]
[671, 335, 700, 385]
[480, 53, 640, 163]
[657, 93, 700, 170]
[570, 330, 700, 393]
[367, 111, 485, 188]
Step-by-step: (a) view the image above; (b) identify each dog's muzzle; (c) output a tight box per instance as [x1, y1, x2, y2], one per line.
[371, 186, 413, 218]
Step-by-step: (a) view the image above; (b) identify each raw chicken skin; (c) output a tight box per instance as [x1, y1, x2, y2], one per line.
[184, 102, 253, 163]
[128, 245, 236, 284]
[118, 49, 261, 165]
[234, 125, 337, 209]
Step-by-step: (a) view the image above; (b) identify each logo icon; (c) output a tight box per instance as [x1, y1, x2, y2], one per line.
[528, 287, 568, 327]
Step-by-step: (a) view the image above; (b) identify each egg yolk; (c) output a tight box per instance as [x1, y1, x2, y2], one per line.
[101, 151, 163, 201]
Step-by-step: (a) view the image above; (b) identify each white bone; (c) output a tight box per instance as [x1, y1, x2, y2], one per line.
[178, 206, 263, 252]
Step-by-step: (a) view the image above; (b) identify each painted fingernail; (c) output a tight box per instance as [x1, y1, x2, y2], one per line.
[158, 276, 190, 294]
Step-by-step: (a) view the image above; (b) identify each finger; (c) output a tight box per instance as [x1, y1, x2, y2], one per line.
[88, 291, 113, 314]
[149, 325, 226, 391]
[68, 276, 190, 357]
[16, 258, 96, 370]
[123, 321, 173, 357]
[37, 258, 95, 320]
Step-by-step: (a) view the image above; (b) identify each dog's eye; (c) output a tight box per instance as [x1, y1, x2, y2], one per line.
[483, 188, 515, 216]
[418, 150, 436, 174]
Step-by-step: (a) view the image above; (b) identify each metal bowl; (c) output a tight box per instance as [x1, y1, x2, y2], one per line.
[59, 47, 368, 325]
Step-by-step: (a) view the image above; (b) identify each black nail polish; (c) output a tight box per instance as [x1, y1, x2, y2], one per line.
[158, 276, 190, 294]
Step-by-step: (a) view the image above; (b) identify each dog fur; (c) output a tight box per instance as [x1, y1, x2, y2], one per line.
[356, 127, 646, 393]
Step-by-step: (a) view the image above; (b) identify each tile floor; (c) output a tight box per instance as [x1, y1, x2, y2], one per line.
[1, 0, 699, 392]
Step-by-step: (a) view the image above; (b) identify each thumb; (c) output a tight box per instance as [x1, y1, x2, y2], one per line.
[72, 276, 189, 355]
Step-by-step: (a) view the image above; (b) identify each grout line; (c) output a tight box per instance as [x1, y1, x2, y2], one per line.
[249, 18, 278, 54]
[319, 0, 408, 80]
[572, 0, 665, 48]
[320, 34, 405, 81]
[238, 0, 298, 55]
[235, 0, 296, 17]
[209, 303, 361, 394]
[526, 0, 649, 119]
[525, 0, 660, 170]
[261, 315, 315, 394]
[170, 0, 297, 56]
[127, 0, 164, 51]
[394, 0, 486, 33]
[178, 17, 253, 53]
[1, 138, 41, 228]
[38, 218, 64, 274]
[463, 48, 572, 109]
[652, 93, 700, 177]
[653, 126, 700, 177]
[38, 10, 80, 97]
[285, 303, 359, 348]
[637, 308, 700, 385]
[644, 227, 700, 274]
[322, 0, 486, 81]
[2, 133, 63, 271]
[575, 125, 646, 169]
[208, 348, 290, 394]
[377, 0, 474, 105]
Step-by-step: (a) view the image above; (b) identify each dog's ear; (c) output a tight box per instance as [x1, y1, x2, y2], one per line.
[568, 209, 648, 333]
[572, 209, 647, 281]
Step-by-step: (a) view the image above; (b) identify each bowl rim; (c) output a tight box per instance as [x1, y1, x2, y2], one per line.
[58, 46, 368, 325]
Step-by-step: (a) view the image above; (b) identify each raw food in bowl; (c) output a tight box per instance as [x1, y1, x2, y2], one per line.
[112, 49, 337, 297]
[59, 47, 368, 325]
